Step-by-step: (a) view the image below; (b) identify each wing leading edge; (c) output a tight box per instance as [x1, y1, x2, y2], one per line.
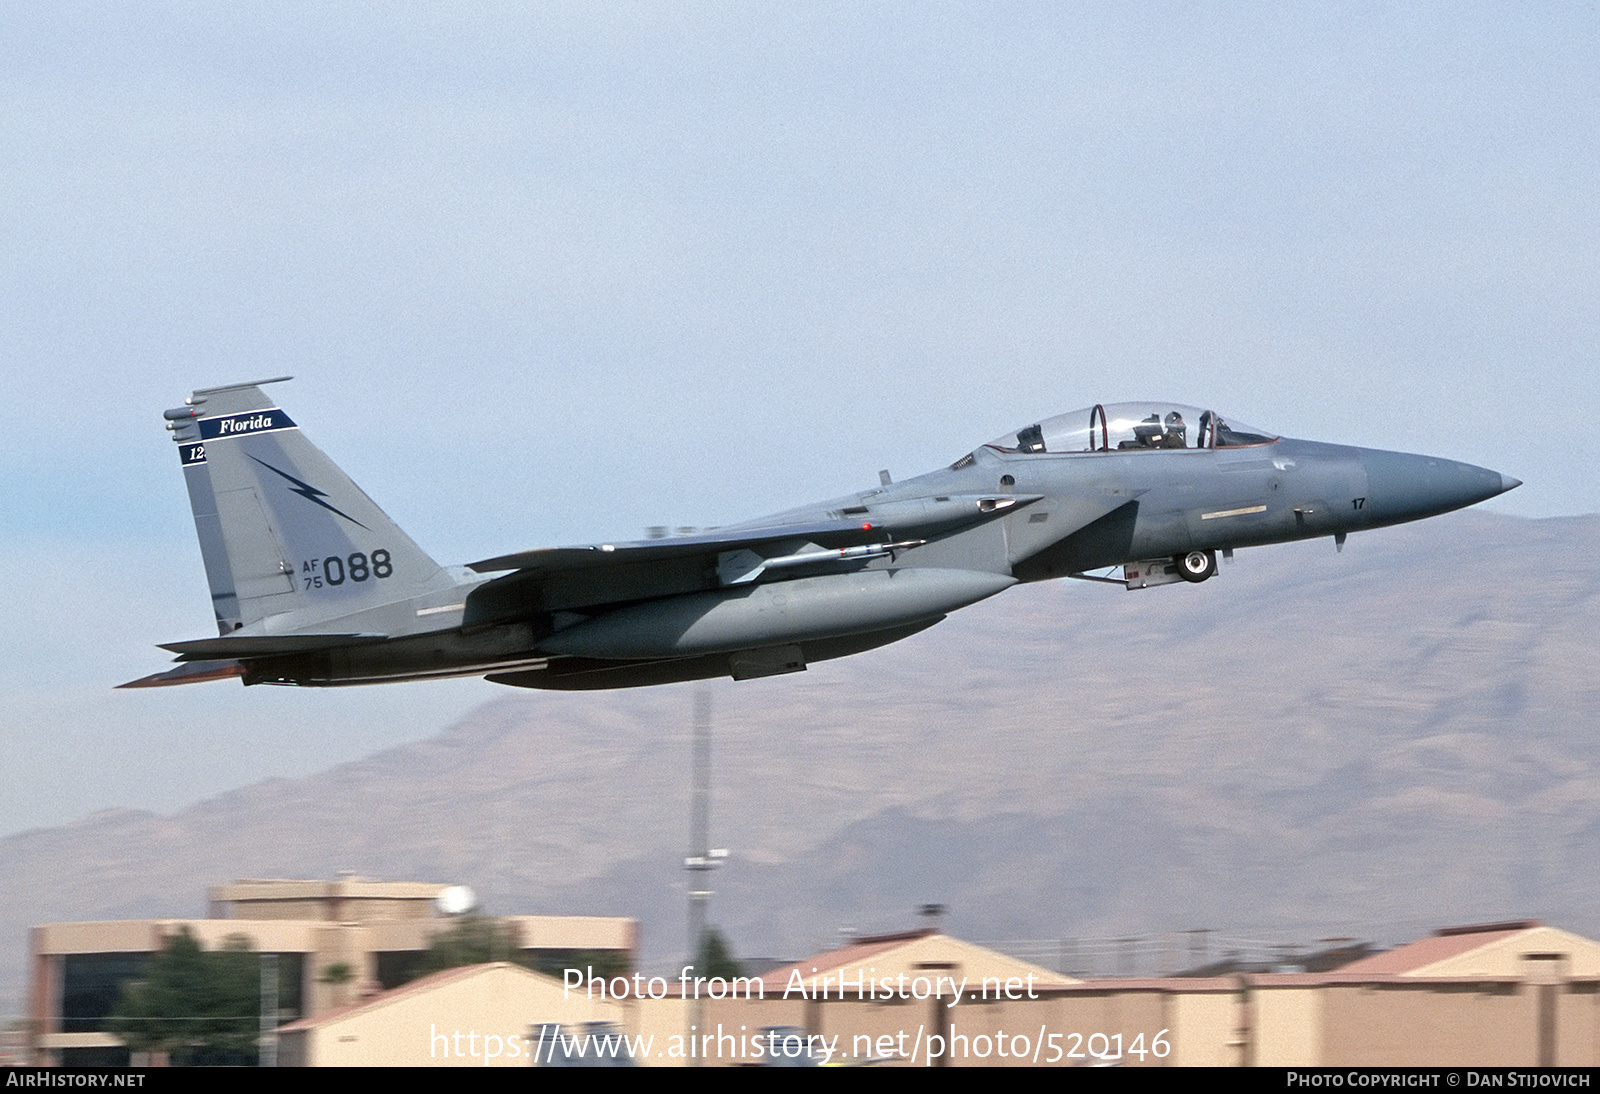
[465, 517, 899, 574]
[465, 491, 1045, 575]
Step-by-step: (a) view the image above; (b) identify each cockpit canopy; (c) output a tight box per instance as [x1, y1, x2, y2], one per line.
[985, 402, 1277, 455]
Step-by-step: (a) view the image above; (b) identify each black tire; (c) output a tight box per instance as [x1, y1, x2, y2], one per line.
[1176, 549, 1216, 583]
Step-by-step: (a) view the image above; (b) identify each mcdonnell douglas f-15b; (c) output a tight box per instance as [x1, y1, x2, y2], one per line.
[123, 378, 1519, 691]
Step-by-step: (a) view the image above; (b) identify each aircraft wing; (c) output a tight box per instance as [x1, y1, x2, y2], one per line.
[466, 494, 1048, 575]
[461, 495, 1044, 625]
[466, 518, 902, 574]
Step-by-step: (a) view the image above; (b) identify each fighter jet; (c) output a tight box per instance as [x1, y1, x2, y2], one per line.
[122, 378, 1519, 691]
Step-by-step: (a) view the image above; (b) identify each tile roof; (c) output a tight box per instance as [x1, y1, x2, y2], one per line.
[1336, 921, 1540, 977]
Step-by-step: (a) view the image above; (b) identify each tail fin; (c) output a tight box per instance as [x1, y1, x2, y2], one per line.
[165, 378, 449, 633]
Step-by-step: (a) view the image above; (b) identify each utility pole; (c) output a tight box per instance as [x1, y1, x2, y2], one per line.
[259, 952, 278, 1068]
[683, 685, 726, 1066]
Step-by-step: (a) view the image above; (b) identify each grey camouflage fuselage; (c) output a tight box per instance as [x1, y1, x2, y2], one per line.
[124, 381, 1518, 691]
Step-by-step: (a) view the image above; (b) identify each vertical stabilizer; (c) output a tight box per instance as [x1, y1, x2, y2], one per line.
[164, 378, 450, 632]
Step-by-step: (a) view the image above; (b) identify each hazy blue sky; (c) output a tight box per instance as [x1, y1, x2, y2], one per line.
[2, 3, 1594, 836]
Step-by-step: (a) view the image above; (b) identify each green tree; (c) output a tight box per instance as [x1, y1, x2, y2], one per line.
[696, 927, 745, 980]
[409, 913, 634, 990]
[317, 962, 354, 985]
[108, 929, 261, 1066]
[543, 948, 631, 989]
[413, 912, 523, 978]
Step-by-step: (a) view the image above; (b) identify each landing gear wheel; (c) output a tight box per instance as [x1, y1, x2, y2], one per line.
[1176, 549, 1217, 583]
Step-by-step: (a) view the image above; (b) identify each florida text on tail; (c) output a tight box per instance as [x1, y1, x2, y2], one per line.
[124, 380, 1518, 691]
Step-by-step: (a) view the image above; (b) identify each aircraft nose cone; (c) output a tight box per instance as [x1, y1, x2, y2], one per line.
[1360, 450, 1519, 528]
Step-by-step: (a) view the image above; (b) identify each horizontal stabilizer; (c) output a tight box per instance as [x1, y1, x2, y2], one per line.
[158, 633, 388, 661]
[118, 659, 244, 689]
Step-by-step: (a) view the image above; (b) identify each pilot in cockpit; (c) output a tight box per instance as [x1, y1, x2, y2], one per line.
[1128, 411, 1187, 449]
[1162, 411, 1186, 448]
[1129, 414, 1163, 448]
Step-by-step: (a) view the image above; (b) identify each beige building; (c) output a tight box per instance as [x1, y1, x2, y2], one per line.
[277, 962, 623, 1067]
[28, 877, 635, 1067]
[1248, 920, 1600, 1067]
[627, 927, 1078, 1066]
[28, 902, 1600, 1066]
[624, 928, 1242, 1067]
[612, 922, 1600, 1068]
